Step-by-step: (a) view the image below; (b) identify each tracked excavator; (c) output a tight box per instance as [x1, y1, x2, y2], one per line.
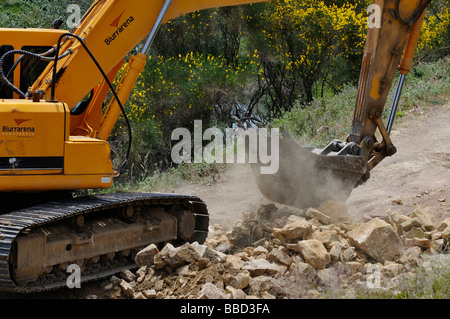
[0, 0, 431, 292]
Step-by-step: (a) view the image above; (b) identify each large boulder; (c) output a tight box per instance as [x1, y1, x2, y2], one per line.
[272, 217, 313, 242]
[135, 244, 159, 268]
[153, 242, 201, 269]
[347, 218, 403, 263]
[411, 207, 434, 230]
[296, 239, 331, 269]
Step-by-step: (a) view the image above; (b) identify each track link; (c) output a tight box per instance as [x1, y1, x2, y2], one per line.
[0, 192, 208, 293]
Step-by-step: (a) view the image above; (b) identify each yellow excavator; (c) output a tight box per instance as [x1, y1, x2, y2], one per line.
[0, 0, 431, 292]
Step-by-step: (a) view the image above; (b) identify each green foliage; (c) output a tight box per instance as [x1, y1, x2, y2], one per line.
[244, 0, 369, 118]
[0, 0, 92, 28]
[417, 0, 450, 61]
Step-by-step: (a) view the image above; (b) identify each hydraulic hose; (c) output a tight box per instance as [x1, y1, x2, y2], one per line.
[0, 48, 71, 98]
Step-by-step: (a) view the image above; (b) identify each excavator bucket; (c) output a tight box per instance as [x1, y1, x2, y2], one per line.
[251, 128, 369, 209]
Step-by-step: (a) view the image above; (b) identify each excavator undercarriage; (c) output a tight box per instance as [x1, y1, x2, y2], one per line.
[0, 192, 208, 292]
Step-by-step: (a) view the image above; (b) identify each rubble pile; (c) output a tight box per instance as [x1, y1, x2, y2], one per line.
[97, 202, 449, 299]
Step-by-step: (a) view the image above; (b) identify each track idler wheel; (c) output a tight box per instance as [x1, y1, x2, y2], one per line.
[172, 207, 197, 242]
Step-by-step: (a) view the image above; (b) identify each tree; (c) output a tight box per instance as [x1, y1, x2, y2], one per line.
[245, 0, 368, 119]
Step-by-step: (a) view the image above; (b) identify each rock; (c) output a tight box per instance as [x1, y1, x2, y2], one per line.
[405, 237, 434, 249]
[297, 239, 331, 269]
[305, 289, 322, 299]
[316, 267, 339, 287]
[291, 261, 320, 285]
[190, 241, 207, 257]
[204, 247, 227, 263]
[253, 245, 269, 256]
[340, 247, 356, 262]
[120, 279, 135, 298]
[247, 276, 277, 295]
[401, 218, 425, 232]
[85, 295, 98, 299]
[437, 218, 450, 231]
[228, 225, 251, 247]
[348, 272, 362, 283]
[329, 242, 343, 261]
[256, 203, 277, 222]
[242, 210, 256, 225]
[103, 283, 113, 291]
[215, 243, 233, 253]
[154, 242, 201, 269]
[110, 275, 121, 286]
[261, 292, 276, 299]
[176, 265, 190, 276]
[411, 207, 434, 230]
[347, 218, 403, 263]
[120, 269, 136, 283]
[267, 248, 292, 266]
[136, 266, 147, 283]
[315, 200, 349, 223]
[381, 262, 404, 277]
[143, 289, 157, 299]
[242, 259, 280, 277]
[362, 211, 390, 222]
[344, 261, 364, 274]
[399, 246, 422, 265]
[135, 244, 159, 268]
[224, 270, 251, 289]
[225, 255, 245, 269]
[306, 208, 331, 225]
[309, 229, 339, 245]
[442, 226, 450, 240]
[272, 217, 312, 241]
[226, 286, 247, 299]
[154, 279, 164, 291]
[133, 292, 146, 299]
[401, 227, 427, 239]
[194, 259, 209, 272]
[198, 283, 229, 299]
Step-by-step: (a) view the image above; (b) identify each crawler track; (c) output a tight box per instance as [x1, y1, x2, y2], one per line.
[0, 192, 209, 293]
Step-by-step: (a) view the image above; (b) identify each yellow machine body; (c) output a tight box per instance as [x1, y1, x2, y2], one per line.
[0, 100, 113, 191]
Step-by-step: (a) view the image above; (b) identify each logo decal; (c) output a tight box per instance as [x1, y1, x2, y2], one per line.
[2, 119, 35, 136]
[104, 13, 135, 46]
[14, 119, 31, 126]
[110, 11, 125, 28]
